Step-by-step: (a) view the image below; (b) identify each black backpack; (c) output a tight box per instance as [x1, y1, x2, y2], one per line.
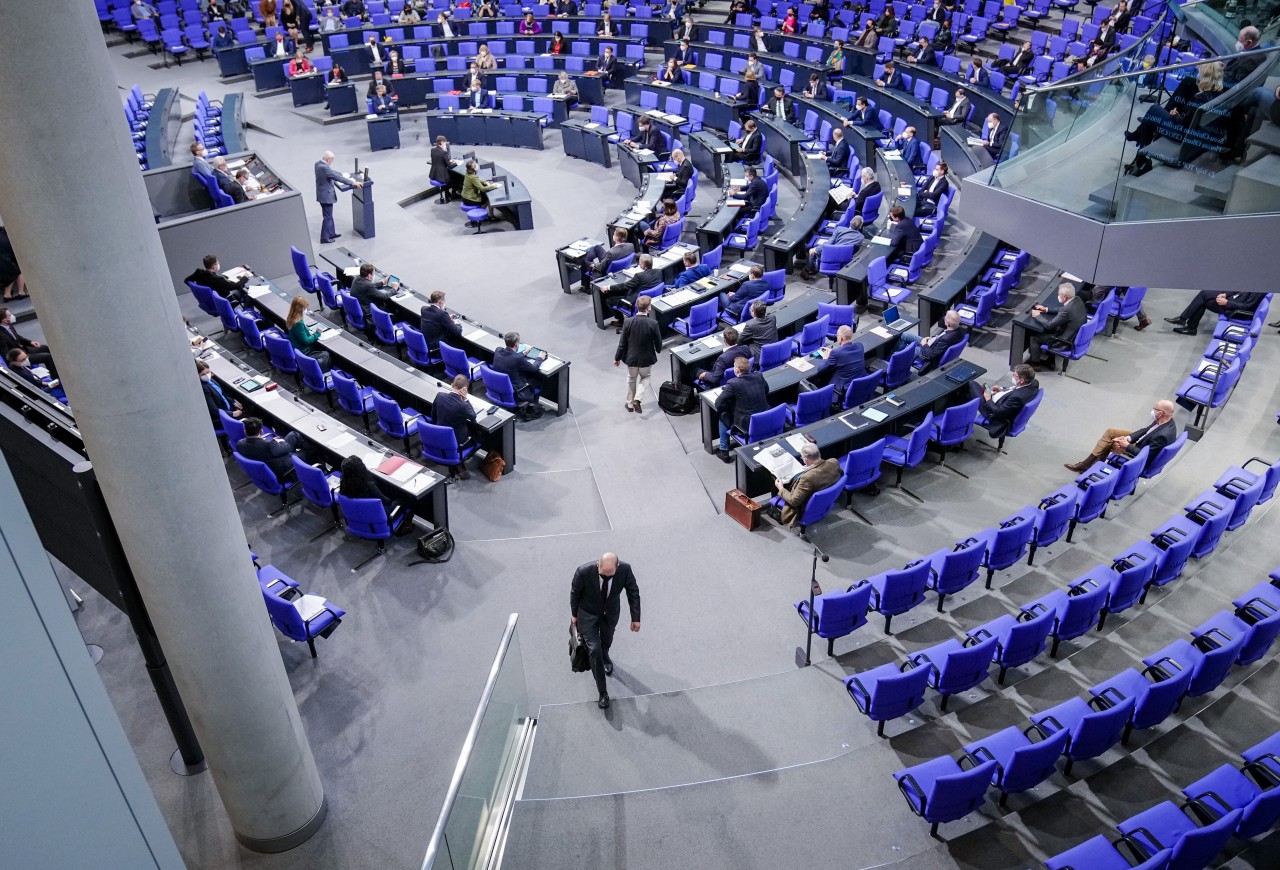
[658, 381, 698, 415]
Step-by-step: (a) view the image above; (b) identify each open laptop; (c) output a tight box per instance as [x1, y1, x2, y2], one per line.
[882, 304, 912, 333]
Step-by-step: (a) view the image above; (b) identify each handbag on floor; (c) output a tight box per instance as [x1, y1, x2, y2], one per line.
[414, 528, 454, 563]
[482, 450, 506, 481]
[658, 381, 697, 415]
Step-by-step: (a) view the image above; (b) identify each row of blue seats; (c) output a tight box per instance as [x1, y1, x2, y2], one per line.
[1174, 295, 1272, 429]
[890, 570, 1280, 842]
[123, 84, 153, 170]
[1046, 730, 1280, 868]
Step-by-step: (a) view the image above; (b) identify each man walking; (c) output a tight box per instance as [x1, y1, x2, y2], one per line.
[614, 295, 663, 413]
[314, 150, 363, 244]
[570, 553, 641, 710]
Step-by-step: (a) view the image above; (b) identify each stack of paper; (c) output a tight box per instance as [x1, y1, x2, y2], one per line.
[757, 444, 803, 480]
[862, 407, 888, 422]
[700, 336, 722, 349]
[870, 326, 894, 338]
[328, 432, 357, 450]
[246, 284, 271, 298]
[870, 235, 892, 245]
[786, 357, 815, 372]
[294, 594, 329, 622]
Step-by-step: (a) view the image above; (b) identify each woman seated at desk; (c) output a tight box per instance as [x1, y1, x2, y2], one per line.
[288, 49, 314, 77]
[477, 0, 498, 18]
[780, 6, 799, 34]
[328, 63, 349, 84]
[520, 11, 542, 34]
[339, 456, 414, 529]
[656, 57, 684, 85]
[476, 43, 498, 71]
[286, 295, 332, 371]
[735, 70, 761, 113]
[553, 71, 579, 106]
[639, 198, 681, 251]
[462, 160, 499, 219]
[549, 31, 569, 55]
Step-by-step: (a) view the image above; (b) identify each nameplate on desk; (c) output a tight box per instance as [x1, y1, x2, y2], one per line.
[328, 432, 357, 450]
[862, 407, 888, 422]
[246, 284, 272, 298]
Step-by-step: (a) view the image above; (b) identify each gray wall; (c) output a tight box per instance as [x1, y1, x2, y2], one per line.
[0, 457, 184, 869]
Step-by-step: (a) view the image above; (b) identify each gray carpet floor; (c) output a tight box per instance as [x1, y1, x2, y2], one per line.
[48, 15, 1280, 870]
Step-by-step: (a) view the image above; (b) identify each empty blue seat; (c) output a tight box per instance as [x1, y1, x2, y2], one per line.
[1023, 573, 1108, 657]
[372, 390, 425, 456]
[963, 724, 1070, 806]
[882, 410, 935, 489]
[910, 634, 998, 712]
[967, 607, 1056, 684]
[1115, 801, 1241, 869]
[840, 437, 885, 515]
[1213, 465, 1267, 531]
[1068, 462, 1120, 542]
[844, 659, 932, 737]
[1182, 764, 1280, 840]
[337, 495, 410, 570]
[922, 536, 987, 612]
[1091, 662, 1192, 744]
[786, 384, 836, 427]
[333, 371, 375, 432]
[1143, 630, 1243, 700]
[1141, 430, 1188, 479]
[1148, 514, 1202, 592]
[1229, 584, 1280, 665]
[865, 560, 931, 634]
[892, 754, 1000, 836]
[291, 457, 342, 532]
[966, 507, 1037, 588]
[1031, 692, 1135, 775]
[795, 581, 873, 657]
[1183, 488, 1235, 560]
[929, 397, 980, 462]
[258, 566, 346, 658]
[1044, 835, 1170, 870]
[1029, 484, 1080, 565]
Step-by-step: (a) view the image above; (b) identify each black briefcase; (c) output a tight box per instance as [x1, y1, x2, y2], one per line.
[569, 622, 591, 672]
[658, 381, 697, 415]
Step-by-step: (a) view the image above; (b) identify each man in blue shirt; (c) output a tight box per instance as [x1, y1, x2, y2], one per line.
[721, 264, 769, 321]
[673, 250, 712, 287]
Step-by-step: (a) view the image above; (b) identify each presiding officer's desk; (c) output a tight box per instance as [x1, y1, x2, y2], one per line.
[587, 242, 702, 329]
[430, 154, 534, 230]
[829, 151, 919, 307]
[241, 277, 519, 472]
[321, 247, 572, 416]
[193, 333, 450, 528]
[696, 313, 919, 453]
[734, 357, 986, 494]
[763, 154, 834, 273]
[425, 108, 548, 152]
[668, 288, 836, 384]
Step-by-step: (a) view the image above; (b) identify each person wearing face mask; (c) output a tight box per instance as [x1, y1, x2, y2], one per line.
[6, 348, 64, 399]
[0, 307, 56, 376]
[197, 358, 243, 426]
[1065, 400, 1177, 473]
[970, 363, 1039, 441]
[1026, 282, 1087, 371]
[917, 160, 950, 215]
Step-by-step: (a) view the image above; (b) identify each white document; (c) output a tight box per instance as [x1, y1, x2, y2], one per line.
[664, 288, 699, 306]
[870, 235, 892, 245]
[362, 451, 384, 469]
[758, 444, 804, 481]
[464, 328, 489, 342]
[786, 357, 815, 372]
[222, 266, 252, 281]
[246, 284, 271, 298]
[390, 461, 422, 483]
[700, 336, 723, 349]
[328, 432, 357, 450]
[294, 594, 330, 623]
[870, 326, 894, 338]
[585, 121, 600, 129]
[883, 149, 902, 158]
[318, 328, 341, 342]
[862, 407, 888, 422]
[785, 433, 810, 452]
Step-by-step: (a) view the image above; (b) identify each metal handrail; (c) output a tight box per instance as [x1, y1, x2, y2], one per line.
[1027, 42, 1280, 93]
[421, 612, 520, 870]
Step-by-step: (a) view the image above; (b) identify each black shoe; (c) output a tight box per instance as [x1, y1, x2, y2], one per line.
[1172, 326, 1197, 336]
[1164, 316, 1185, 325]
[598, 695, 610, 709]
[331, 233, 342, 240]
[717, 449, 734, 464]
[1267, 320, 1280, 328]
[604, 660, 614, 676]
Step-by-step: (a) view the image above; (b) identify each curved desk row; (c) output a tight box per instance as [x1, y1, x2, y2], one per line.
[219, 93, 247, 154]
[144, 87, 181, 169]
[763, 154, 834, 272]
[426, 109, 547, 160]
[560, 117, 616, 167]
[318, 16, 670, 58]
[320, 247, 572, 415]
[587, 240, 701, 329]
[829, 151, 921, 307]
[625, 78, 745, 134]
[694, 163, 750, 253]
[661, 38, 829, 89]
[194, 334, 450, 527]
[243, 279, 519, 471]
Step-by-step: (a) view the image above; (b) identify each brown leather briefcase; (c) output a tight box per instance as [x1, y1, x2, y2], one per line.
[725, 489, 763, 531]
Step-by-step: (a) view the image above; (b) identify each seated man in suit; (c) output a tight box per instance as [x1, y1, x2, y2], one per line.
[773, 443, 843, 525]
[740, 165, 769, 216]
[817, 325, 866, 403]
[581, 228, 635, 292]
[624, 117, 665, 153]
[366, 69, 396, 100]
[371, 83, 398, 115]
[876, 61, 905, 91]
[981, 113, 1008, 159]
[432, 374, 477, 479]
[965, 57, 990, 89]
[664, 148, 694, 201]
[898, 308, 966, 374]
[939, 89, 971, 127]
[994, 41, 1035, 76]
[766, 86, 797, 124]
[673, 38, 697, 66]
[185, 254, 248, 305]
[1065, 400, 1177, 472]
[882, 205, 923, 265]
[0, 307, 56, 376]
[236, 417, 308, 482]
[847, 166, 883, 231]
[493, 331, 547, 408]
[211, 157, 248, 204]
[737, 300, 778, 363]
[419, 290, 462, 353]
[349, 262, 397, 313]
[844, 96, 875, 127]
[906, 36, 935, 66]
[916, 160, 950, 215]
[465, 80, 487, 110]
[971, 363, 1039, 440]
[1027, 282, 1087, 370]
[694, 327, 751, 389]
[722, 264, 769, 321]
[196, 359, 242, 426]
[713, 355, 770, 462]
[602, 254, 663, 328]
[596, 45, 618, 88]
[733, 119, 764, 164]
[802, 221, 862, 281]
[1166, 291, 1264, 336]
[891, 126, 925, 174]
[673, 250, 712, 287]
[825, 127, 851, 175]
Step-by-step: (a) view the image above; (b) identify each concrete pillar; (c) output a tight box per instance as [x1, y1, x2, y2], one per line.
[0, 2, 325, 853]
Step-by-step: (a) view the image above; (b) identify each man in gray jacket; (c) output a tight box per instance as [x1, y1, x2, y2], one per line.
[314, 150, 363, 244]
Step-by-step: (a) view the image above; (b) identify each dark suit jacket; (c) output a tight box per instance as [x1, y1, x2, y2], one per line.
[674, 46, 696, 65]
[919, 174, 950, 205]
[634, 126, 665, 152]
[185, 267, 246, 300]
[615, 312, 663, 367]
[979, 380, 1038, 438]
[1126, 418, 1177, 463]
[882, 68, 904, 90]
[611, 268, 663, 305]
[826, 138, 851, 173]
[701, 345, 751, 386]
[432, 390, 476, 445]
[669, 158, 694, 197]
[385, 57, 408, 76]
[715, 370, 770, 429]
[1006, 50, 1034, 75]
[925, 5, 947, 22]
[372, 93, 397, 114]
[984, 122, 1008, 158]
[429, 146, 453, 185]
[853, 179, 882, 216]
[364, 42, 386, 67]
[944, 97, 971, 124]
[825, 341, 867, 396]
[202, 380, 235, 426]
[596, 53, 617, 77]
[570, 560, 641, 625]
[738, 130, 763, 164]
[492, 346, 542, 394]
[350, 276, 393, 313]
[236, 434, 298, 480]
[885, 217, 924, 264]
[847, 106, 875, 126]
[727, 278, 769, 320]
[967, 65, 990, 88]
[767, 95, 796, 123]
[742, 176, 769, 214]
[896, 136, 924, 173]
[594, 241, 635, 275]
[917, 326, 966, 372]
[778, 458, 843, 525]
[1097, 26, 1117, 49]
[737, 313, 778, 361]
[1039, 296, 1088, 346]
[419, 304, 462, 350]
[214, 169, 248, 203]
[366, 77, 396, 98]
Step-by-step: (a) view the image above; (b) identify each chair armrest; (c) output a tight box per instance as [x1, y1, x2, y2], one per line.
[1186, 792, 1231, 822]
[904, 558, 924, 569]
[1120, 826, 1166, 857]
[1068, 578, 1100, 595]
[848, 578, 870, 591]
[1038, 492, 1064, 509]
[1180, 382, 1210, 404]
[968, 745, 997, 766]
[1193, 628, 1229, 651]
[1185, 499, 1224, 521]
[1241, 456, 1273, 473]
[956, 751, 983, 771]
[1243, 758, 1280, 787]
[1024, 721, 1051, 742]
[1016, 609, 1039, 623]
[1036, 714, 1064, 733]
[1144, 656, 1182, 681]
[1094, 686, 1125, 709]
[1023, 603, 1049, 618]
[967, 628, 993, 642]
[1238, 596, 1278, 619]
[302, 605, 340, 632]
[895, 774, 927, 814]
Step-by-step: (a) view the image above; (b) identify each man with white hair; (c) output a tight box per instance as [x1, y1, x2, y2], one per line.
[314, 150, 364, 244]
[1065, 400, 1177, 473]
[900, 309, 967, 375]
[774, 443, 842, 526]
[1028, 282, 1087, 370]
[570, 553, 642, 710]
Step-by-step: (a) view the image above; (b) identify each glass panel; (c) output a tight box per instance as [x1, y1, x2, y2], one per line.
[991, 37, 1280, 222]
[429, 622, 531, 870]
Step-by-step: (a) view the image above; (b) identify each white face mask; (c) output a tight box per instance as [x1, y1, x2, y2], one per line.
[200, 372, 212, 382]
[1235, 41, 1245, 52]
[1151, 409, 1159, 421]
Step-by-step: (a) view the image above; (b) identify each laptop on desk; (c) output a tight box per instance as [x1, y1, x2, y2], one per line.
[945, 361, 983, 384]
[882, 304, 911, 333]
